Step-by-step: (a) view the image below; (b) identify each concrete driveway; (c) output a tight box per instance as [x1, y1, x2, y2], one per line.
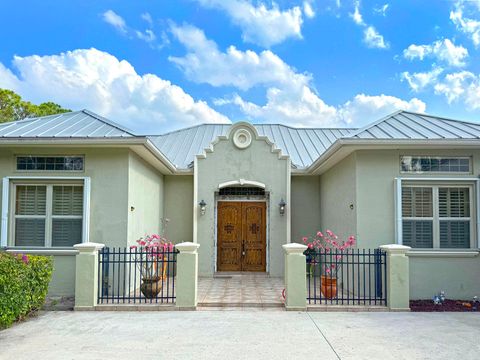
[1, 310, 479, 359]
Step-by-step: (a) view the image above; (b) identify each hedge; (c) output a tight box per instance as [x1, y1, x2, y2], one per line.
[0, 252, 53, 329]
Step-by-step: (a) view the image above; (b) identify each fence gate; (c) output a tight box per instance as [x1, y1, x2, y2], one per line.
[98, 247, 177, 304]
[306, 248, 387, 306]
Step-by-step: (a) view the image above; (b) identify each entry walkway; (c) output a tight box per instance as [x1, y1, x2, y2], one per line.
[198, 273, 284, 307]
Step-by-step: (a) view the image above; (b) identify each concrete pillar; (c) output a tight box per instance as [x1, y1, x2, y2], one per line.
[283, 243, 307, 311]
[73, 242, 105, 310]
[176, 242, 200, 310]
[380, 244, 411, 311]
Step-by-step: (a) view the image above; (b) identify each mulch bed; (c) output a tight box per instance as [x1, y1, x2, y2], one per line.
[410, 299, 479, 312]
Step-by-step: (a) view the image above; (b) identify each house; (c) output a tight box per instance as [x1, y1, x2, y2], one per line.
[1, 109, 480, 300]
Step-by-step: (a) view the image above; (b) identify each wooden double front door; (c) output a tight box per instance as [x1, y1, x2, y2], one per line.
[217, 201, 266, 272]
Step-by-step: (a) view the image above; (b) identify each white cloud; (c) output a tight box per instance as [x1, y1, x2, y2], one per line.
[364, 26, 388, 49]
[194, 0, 306, 47]
[350, 0, 365, 25]
[303, 1, 315, 19]
[450, 4, 480, 47]
[433, 71, 479, 106]
[0, 49, 229, 133]
[171, 24, 423, 127]
[403, 39, 468, 67]
[141, 12, 153, 26]
[135, 29, 156, 43]
[169, 24, 309, 90]
[349, 1, 389, 49]
[373, 4, 389, 16]
[401, 67, 444, 92]
[337, 94, 426, 125]
[102, 10, 127, 34]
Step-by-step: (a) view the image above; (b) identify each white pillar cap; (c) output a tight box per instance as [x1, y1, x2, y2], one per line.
[176, 242, 200, 253]
[282, 243, 307, 254]
[73, 242, 105, 253]
[380, 244, 411, 254]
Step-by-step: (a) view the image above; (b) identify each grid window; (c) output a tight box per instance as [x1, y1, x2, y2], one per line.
[13, 184, 83, 247]
[401, 156, 470, 173]
[402, 185, 473, 249]
[16, 156, 84, 171]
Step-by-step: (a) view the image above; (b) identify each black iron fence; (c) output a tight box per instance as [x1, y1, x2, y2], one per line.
[306, 248, 387, 306]
[98, 247, 177, 304]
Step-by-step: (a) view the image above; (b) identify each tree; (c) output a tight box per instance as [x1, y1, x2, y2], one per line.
[0, 89, 70, 123]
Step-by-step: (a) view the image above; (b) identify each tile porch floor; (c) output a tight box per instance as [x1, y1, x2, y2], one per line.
[198, 273, 284, 307]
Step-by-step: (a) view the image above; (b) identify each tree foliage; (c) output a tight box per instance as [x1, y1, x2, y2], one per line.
[0, 89, 70, 123]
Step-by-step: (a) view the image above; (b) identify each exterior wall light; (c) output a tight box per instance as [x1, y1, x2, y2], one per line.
[199, 200, 207, 215]
[279, 198, 286, 216]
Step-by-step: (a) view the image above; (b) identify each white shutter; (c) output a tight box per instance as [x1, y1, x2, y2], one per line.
[52, 185, 83, 247]
[14, 185, 47, 246]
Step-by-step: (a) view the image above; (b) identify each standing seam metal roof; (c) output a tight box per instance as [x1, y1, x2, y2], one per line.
[1, 110, 480, 170]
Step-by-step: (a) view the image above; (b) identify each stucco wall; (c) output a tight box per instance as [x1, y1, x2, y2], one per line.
[355, 149, 480, 299]
[291, 176, 321, 243]
[0, 146, 130, 296]
[195, 124, 290, 276]
[164, 175, 193, 243]
[127, 151, 164, 246]
[319, 153, 357, 241]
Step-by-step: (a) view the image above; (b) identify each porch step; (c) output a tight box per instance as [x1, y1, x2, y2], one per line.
[198, 302, 283, 308]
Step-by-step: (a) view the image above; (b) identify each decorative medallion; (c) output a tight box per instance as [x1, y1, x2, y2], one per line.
[233, 128, 252, 149]
[225, 223, 234, 234]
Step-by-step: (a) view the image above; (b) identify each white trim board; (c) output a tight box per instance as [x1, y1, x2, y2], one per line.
[1, 176, 91, 247]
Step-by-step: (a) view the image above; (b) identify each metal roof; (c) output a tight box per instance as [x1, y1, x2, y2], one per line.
[2, 109, 480, 171]
[349, 111, 480, 140]
[0, 110, 134, 138]
[148, 124, 357, 169]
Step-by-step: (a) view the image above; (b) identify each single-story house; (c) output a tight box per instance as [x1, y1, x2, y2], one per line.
[1, 109, 479, 300]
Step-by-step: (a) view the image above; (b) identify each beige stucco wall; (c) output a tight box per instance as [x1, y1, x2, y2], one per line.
[127, 151, 164, 245]
[195, 124, 290, 276]
[0, 146, 131, 296]
[319, 153, 357, 241]
[291, 176, 321, 243]
[355, 148, 480, 299]
[164, 175, 193, 243]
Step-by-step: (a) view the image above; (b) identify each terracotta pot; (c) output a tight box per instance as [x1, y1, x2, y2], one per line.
[140, 276, 163, 299]
[321, 275, 337, 299]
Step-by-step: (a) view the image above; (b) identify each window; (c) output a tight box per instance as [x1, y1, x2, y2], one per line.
[401, 156, 470, 173]
[402, 185, 473, 249]
[13, 184, 83, 247]
[16, 156, 84, 171]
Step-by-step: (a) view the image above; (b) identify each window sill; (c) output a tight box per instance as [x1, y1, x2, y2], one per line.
[407, 250, 479, 258]
[3, 248, 79, 256]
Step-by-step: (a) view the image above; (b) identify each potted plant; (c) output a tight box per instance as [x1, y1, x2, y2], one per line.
[130, 233, 174, 299]
[303, 230, 356, 299]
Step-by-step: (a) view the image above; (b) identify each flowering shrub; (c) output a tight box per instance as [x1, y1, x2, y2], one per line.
[0, 252, 53, 329]
[302, 229, 356, 277]
[130, 234, 174, 279]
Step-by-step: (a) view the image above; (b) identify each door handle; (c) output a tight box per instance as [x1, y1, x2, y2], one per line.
[242, 242, 246, 256]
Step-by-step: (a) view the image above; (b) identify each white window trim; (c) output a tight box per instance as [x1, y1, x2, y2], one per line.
[395, 177, 480, 250]
[1, 176, 91, 247]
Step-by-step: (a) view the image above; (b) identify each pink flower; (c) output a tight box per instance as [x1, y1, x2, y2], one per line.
[316, 231, 323, 237]
[21, 254, 29, 264]
[307, 243, 314, 249]
[325, 268, 331, 274]
[139, 241, 146, 246]
[130, 245, 137, 250]
[336, 255, 342, 260]
[302, 237, 308, 243]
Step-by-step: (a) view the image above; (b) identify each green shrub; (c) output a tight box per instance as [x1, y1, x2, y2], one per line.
[0, 252, 53, 329]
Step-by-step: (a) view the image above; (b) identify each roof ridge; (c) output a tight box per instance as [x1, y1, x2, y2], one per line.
[344, 110, 405, 138]
[80, 109, 137, 136]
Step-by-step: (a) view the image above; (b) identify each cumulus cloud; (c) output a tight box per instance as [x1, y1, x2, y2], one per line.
[403, 39, 468, 67]
[171, 23, 424, 127]
[350, 1, 389, 49]
[433, 71, 480, 108]
[0, 48, 229, 133]
[169, 24, 308, 90]
[194, 0, 309, 47]
[450, 4, 480, 47]
[364, 26, 388, 49]
[401, 67, 444, 92]
[373, 4, 389, 16]
[102, 10, 127, 34]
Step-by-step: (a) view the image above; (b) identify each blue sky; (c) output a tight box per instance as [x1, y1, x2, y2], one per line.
[1, 0, 480, 134]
